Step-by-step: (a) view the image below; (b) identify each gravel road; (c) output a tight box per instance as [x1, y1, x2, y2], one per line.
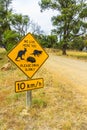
[45, 53, 87, 94]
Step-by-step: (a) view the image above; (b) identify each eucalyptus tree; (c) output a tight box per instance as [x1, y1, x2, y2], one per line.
[0, 0, 19, 50]
[0, 0, 30, 50]
[39, 0, 87, 54]
[11, 14, 30, 36]
[0, 0, 12, 45]
[34, 34, 58, 48]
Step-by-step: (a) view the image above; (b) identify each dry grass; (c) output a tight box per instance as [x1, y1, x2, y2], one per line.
[45, 48, 87, 61]
[0, 48, 87, 130]
[66, 50, 87, 61]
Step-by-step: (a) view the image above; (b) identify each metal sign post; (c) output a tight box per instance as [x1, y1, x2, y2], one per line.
[26, 90, 32, 108]
[26, 77, 32, 108]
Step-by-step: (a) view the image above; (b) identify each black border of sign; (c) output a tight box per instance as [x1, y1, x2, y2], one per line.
[7, 33, 49, 78]
[15, 78, 44, 93]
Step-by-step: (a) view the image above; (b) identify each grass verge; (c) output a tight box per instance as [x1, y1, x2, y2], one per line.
[0, 48, 87, 130]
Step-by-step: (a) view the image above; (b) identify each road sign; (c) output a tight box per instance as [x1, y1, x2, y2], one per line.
[15, 78, 44, 93]
[7, 33, 49, 78]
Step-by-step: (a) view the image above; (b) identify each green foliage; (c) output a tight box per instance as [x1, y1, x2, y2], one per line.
[11, 14, 30, 36]
[84, 39, 87, 47]
[0, 0, 30, 51]
[70, 37, 84, 51]
[0, 0, 12, 43]
[34, 34, 58, 48]
[39, 0, 51, 11]
[80, 7, 87, 18]
[32, 98, 47, 108]
[2, 30, 20, 51]
[39, 0, 87, 54]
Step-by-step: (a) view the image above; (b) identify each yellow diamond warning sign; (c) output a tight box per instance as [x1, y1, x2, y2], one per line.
[7, 33, 49, 78]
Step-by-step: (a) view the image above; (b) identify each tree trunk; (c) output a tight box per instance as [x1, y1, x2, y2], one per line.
[62, 43, 67, 55]
[62, 48, 67, 55]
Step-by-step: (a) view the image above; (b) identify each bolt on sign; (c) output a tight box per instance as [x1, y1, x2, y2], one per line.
[7, 33, 49, 78]
[15, 78, 44, 93]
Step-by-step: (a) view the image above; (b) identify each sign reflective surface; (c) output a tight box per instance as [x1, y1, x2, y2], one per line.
[8, 33, 49, 78]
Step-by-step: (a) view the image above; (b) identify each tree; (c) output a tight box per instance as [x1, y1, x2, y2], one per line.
[30, 21, 44, 35]
[46, 35, 58, 48]
[39, 0, 87, 55]
[0, 0, 30, 51]
[11, 14, 30, 36]
[34, 34, 58, 48]
[0, 0, 20, 50]
[70, 36, 84, 50]
[2, 30, 20, 51]
[0, 0, 12, 44]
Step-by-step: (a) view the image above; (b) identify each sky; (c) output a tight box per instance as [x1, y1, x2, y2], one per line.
[11, 0, 57, 34]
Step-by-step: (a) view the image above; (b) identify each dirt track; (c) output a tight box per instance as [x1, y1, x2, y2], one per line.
[45, 53, 87, 94]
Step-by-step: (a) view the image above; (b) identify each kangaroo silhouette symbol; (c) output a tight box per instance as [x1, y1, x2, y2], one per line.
[15, 48, 27, 61]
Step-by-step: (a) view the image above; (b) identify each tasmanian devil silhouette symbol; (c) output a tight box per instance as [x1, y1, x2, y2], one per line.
[15, 48, 27, 61]
[31, 50, 42, 56]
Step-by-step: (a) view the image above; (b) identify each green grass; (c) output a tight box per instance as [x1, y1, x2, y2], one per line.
[32, 98, 47, 108]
